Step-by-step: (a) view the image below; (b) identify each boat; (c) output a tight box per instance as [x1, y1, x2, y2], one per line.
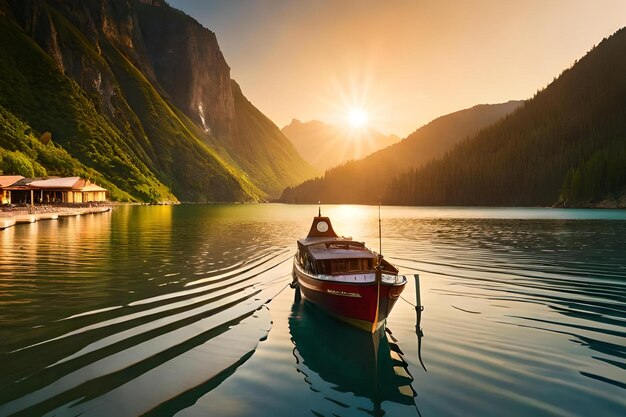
[292, 209, 407, 332]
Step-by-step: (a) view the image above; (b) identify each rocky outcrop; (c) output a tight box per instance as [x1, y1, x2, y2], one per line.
[556, 191, 626, 209]
[133, 1, 237, 141]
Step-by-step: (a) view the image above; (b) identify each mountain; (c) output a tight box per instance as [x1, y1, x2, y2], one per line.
[281, 119, 400, 171]
[279, 101, 523, 204]
[0, 0, 316, 202]
[385, 28, 626, 207]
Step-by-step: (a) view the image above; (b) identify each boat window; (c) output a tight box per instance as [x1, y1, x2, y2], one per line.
[357, 259, 373, 271]
[329, 259, 372, 273]
[317, 260, 329, 274]
[349, 259, 360, 271]
[330, 259, 347, 273]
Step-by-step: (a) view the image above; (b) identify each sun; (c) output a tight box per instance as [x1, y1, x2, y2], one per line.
[347, 108, 369, 129]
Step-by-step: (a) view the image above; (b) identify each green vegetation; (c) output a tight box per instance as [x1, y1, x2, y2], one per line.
[0, 15, 172, 202]
[560, 143, 626, 203]
[385, 28, 626, 207]
[230, 81, 318, 198]
[104, 44, 261, 202]
[0, 104, 133, 199]
[0, 150, 45, 178]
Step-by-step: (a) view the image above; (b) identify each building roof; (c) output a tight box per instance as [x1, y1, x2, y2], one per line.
[2, 176, 107, 192]
[81, 183, 107, 192]
[4, 177, 39, 189]
[0, 175, 25, 188]
[29, 177, 82, 189]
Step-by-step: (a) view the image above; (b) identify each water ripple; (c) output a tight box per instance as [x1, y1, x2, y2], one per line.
[1, 205, 625, 417]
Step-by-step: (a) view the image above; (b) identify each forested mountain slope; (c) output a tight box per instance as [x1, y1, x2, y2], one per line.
[386, 28, 626, 207]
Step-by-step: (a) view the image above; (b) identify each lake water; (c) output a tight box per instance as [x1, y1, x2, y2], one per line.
[0, 204, 625, 417]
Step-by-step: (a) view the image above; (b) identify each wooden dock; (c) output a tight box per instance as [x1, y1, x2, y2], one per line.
[0, 207, 110, 230]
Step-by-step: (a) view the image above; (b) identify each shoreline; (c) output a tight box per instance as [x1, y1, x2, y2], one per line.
[0, 205, 112, 230]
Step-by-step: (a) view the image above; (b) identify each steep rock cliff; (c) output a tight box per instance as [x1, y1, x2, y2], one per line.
[0, 0, 315, 201]
[133, 1, 236, 142]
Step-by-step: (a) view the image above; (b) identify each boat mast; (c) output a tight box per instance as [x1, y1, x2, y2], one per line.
[373, 202, 382, 333]
[318, 201, 321, 217]
[378, 202, 382, 255]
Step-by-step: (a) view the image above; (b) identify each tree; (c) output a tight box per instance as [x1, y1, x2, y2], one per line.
[39, 131, 52, 145]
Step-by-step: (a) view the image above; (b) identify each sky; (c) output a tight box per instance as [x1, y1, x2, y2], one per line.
[168, 0, 626, 137]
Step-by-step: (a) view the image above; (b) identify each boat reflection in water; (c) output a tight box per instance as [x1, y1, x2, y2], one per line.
[289, 296, 421, 416]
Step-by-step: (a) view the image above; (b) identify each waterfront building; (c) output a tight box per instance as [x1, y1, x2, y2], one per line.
[0, 175, 25, 204]
[0, 176, 107, 205]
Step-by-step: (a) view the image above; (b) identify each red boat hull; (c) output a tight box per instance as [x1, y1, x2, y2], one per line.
[293, 260, 406, 332]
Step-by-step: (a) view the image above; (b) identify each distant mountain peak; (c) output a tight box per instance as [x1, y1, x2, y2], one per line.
[280, 101, 523, 204]
[281, 119, 400, 171]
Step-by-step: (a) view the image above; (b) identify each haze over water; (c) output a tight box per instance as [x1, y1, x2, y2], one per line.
[0, 205, 625, 416]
